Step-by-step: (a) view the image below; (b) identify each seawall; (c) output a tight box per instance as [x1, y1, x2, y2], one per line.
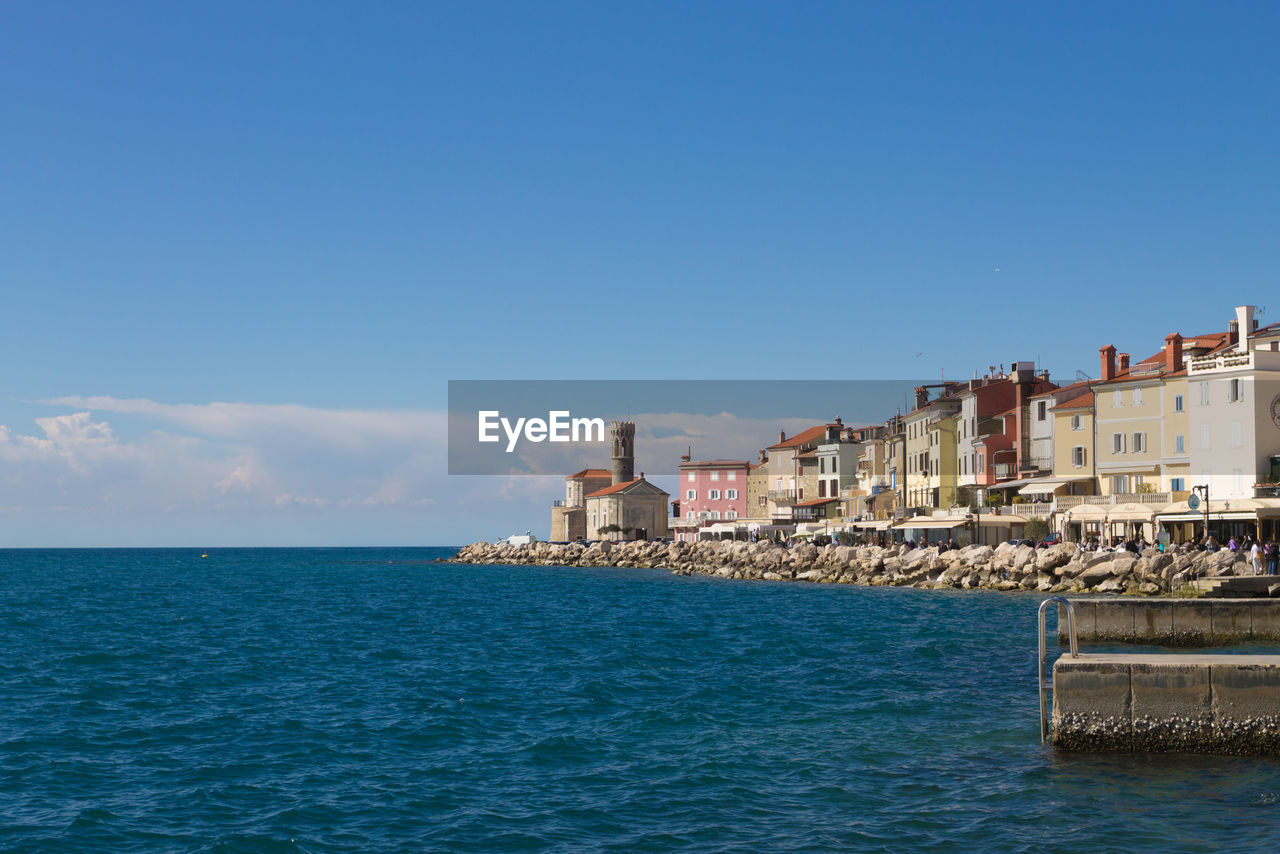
[449, 539, 1257, 595]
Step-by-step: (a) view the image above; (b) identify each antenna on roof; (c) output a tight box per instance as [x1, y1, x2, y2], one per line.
[1075, 370, 1093, 383]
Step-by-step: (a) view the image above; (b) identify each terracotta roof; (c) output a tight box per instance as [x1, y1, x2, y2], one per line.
[1051, 390, 1094, 411]
[566, 468, 612, 480]
[766, 424, 833, 451]
[585, 478, 640, 497]
[793, 497, 840, 508]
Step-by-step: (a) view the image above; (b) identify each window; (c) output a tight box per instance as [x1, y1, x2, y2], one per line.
[1199, 382, 1210, 405]
[726, 489, 738, 500]
[1113, 390, 1122, 407]
[818, 481, 826, 498]
[1112, 433, 1126, 454]
[710, 510, 720, 520]
[819, 458, 826, 474]
[708, 489, 720, 500]
[1200, 424, 1210, 451]
[726, 510, 737, 520]
[1231, 421, 1242, 448]
[1037, 401, 1047, 421]
[686, 489, 696, 500]
[1175, 394, 1184, 413]
[1133, 387, 1143, 406]
[828, 479, 838, 497]
[1170, 477, 1185, 492]
[1072, 446, 1086, 468]
[1132, 432, 1145, 453]
[1176, 434, 1185, 454]
[978, 453, 984, 473]
[710, 471, 720, 481]
[1071, 414, 1082, 431]
[831, 458, 838, 474]
[1113, 475, 1129, 494]
[1229, 378, 1244, 403]
[687, 472, 696, 482]
[727, 471, 736, 481]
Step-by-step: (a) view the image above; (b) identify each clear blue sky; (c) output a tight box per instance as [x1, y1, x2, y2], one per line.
[2, 2, 1278, 545]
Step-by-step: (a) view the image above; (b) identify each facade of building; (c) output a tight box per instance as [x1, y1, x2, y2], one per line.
[1187, 306, 1280, 502]
[675, 459, 752, 539]
[550, 468, 613, 540]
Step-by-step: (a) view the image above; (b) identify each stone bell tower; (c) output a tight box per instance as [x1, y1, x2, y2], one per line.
[610, 420, 636, 485]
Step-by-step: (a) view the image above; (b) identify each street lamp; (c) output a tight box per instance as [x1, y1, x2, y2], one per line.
[1191, 484, 1209, 543]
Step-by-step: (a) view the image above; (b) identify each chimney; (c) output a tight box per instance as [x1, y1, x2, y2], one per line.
[779, 430, 786, 444]
[835, 416, 843, 426]
[1164, 333, 1183, 373]
[914, 387, 930, 409]
[1236, 305, 1256, 353]
[1228, 318, 1239, 347]
[1099, 345, 1116, 382]
[1117, 352, 1130, 373]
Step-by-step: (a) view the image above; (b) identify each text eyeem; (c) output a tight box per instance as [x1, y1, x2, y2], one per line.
[477, 410, 606, 453]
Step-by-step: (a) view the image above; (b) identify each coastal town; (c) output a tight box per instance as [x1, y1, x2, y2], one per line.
[549, 303, 1280, 551]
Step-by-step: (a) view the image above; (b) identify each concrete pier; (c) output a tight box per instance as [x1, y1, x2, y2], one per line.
[1053, 653, 1280, 755]
[1058, 598, 1280, 647]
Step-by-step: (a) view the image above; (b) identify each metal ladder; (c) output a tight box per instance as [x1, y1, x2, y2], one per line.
[1038, 596, 1079, 743]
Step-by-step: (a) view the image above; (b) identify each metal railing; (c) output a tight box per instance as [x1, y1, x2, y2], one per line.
[1038, 597, 1079, 743]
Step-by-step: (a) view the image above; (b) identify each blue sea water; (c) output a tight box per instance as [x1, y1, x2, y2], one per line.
[1, 548, 1279, 852]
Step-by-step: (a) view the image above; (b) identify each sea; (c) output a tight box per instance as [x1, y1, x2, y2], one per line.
[1, 547, 1278, 852]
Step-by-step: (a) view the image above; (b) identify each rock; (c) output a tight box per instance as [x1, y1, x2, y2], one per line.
[1036, 543, 1075, 572]
[1012, 545, 1037, 571]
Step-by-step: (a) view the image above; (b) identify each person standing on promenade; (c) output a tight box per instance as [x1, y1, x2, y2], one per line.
[1266, 540, 1279, 575]
[1249, 538, 1262, 575]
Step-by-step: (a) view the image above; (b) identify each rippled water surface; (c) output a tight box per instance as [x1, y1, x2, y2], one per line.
[2, 547, 1279, 851]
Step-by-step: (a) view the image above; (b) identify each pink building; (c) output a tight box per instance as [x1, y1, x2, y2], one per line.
[674, 459, 752, 542]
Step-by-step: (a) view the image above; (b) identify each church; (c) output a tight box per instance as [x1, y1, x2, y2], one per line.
[549, 421, 670, 542]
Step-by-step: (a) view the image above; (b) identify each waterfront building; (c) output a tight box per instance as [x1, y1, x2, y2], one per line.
[763, 422, 843, 522]
[555, 420, 671, 541]
[954, 363, 1056, 503]
[550, 468, 613, 541]
[673, 458, 752, 542]
[585, 476, 671, 541]
[1183, 305, 1280, 542]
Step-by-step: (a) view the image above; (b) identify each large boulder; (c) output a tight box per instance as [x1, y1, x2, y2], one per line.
[1036, 543, 1076, 573]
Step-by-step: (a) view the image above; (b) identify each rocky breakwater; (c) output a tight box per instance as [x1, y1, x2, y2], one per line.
[449, 540, 1252, 594]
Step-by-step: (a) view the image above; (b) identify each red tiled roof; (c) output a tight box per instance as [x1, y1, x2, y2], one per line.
[566, 468, 612, 480]
[793, 497, 839, 508]
[585, 478, 639, 497]
[1051, 390, 1094, 411]
[766, 424, 832, 450]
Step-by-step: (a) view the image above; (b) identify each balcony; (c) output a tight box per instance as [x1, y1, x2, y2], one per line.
[767, 489, 797, 506]
[1256, 484, 1280, 498]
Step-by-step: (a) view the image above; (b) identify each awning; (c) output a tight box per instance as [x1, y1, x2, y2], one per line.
[894, 515, 967, 529]
[705, 522, 745, 534]
[1106, 503, 1156, 522]
[852, 520, 893, 530]
[1064, 504, 1108, 520]
[1016, 476, 1093, 496]
[978, 514, 1028, 526]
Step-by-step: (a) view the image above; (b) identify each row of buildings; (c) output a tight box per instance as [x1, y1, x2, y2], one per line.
[667, 304, 1280, 547]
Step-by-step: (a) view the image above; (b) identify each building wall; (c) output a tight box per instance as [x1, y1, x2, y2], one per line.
[746, 467, 769, 520]
[678, 464, 750, 522]
[1095, 378, 1163, 494]
[586, 492, 670, 540]
[1161, 375, 1191, 492]
[1052, 408, 1094, 481]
